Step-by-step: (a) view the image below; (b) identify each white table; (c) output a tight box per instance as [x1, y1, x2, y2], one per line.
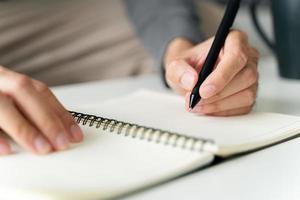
[52, 56, 300, 200]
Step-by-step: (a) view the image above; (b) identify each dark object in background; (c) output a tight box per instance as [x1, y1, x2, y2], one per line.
[215, 0, 269, 6]
[250, 0, 300, 80]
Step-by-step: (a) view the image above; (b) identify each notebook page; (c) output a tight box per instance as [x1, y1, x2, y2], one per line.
[0, 122, 213, 200]
[79, 90, 300, 157]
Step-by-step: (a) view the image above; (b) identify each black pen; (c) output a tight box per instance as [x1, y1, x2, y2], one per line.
[189, 0, 241, 110]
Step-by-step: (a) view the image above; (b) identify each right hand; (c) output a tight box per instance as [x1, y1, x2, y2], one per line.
[0, 66, 84, 155]
[164, 31, 259, 116]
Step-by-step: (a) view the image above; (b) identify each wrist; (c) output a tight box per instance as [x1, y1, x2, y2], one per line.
[164, 37, 195, 68]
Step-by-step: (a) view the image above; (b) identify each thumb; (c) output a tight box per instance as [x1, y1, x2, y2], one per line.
[165, 59, 198, 92]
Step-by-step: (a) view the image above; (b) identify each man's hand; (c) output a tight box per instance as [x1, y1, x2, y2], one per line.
[164, 30, 259, 116]
[0, 66, 83, 155]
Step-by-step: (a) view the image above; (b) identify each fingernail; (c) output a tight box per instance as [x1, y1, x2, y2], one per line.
[201, 84, 217, 98]
[34, 136, 52, 154]
[0, 143, 11, 155]
[180, 72, 195, 90]
[70, 124, 84, 142]
[55, 134, 69, 150]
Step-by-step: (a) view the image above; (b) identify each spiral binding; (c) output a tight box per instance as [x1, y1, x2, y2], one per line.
[70, 111, 218, 153]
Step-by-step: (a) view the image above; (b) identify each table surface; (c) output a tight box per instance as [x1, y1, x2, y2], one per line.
[52, 56, 300, 200]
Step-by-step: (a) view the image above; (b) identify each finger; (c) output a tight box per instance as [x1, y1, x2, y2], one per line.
[200, 46, 259, 105]
[0, 135, 12, 155]
[192, 84, 257, 114]
[200, 31, 249, 99]
[209, 106, 253, 116]
[0, 70, 70, 151]
[249, 46, 260, 62]
[165, 59, 198, 94]
[0, 92, 52, 154]
[192, 37, 215, 56]
[200, 63, 258, 105]
[32, 80, 83, 143]
[188, 37, 215, 70]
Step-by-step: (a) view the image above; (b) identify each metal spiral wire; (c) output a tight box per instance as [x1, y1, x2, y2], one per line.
[70, 111, 217, 153]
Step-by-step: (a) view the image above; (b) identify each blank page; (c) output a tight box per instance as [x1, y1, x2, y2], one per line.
[79, 90, 300, 157]
[0, 112, 212, 200]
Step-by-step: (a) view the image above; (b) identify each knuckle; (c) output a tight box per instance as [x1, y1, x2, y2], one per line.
[245, 67, 258, 85]
[252, 47, 260, 58]
[231, 47, 248, 66]
[244, 107, 253, 114]
[232, 30, 248, 42]
[35, 81, 49, 94]
[244, 89, 256, 106]
[237, 30, 248, 40]
[13, 75, 32, 90]
[229, 29, 249, 44]
[14, 124, 36, 144]
[42, 121, 63, 136]
[167, 59, 180, 71]
[62, 111, 75, 126]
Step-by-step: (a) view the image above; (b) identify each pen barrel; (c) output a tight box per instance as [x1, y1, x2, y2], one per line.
[199, 0, 240, 79]
[189, 0, 240, 109]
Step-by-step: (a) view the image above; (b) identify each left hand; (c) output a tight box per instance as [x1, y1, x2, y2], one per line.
[164, 30, 260, 116]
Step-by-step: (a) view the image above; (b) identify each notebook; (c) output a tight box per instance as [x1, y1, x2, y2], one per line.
[0, 90, 300, 200]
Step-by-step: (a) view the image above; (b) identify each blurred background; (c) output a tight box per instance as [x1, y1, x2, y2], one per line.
[0, 0, 274, 86]
[198, 0, 273, 56]
[0, 0, 154, 86]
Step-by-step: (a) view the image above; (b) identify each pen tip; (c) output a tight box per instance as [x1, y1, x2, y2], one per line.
[189, 93, 200, 110]
[189, 94, 195, 110]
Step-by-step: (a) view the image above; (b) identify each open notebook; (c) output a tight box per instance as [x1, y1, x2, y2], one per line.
[0, 90, 300, 200]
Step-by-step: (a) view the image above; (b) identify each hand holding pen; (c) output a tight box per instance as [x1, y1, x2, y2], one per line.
[164, 0, 259, 116]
